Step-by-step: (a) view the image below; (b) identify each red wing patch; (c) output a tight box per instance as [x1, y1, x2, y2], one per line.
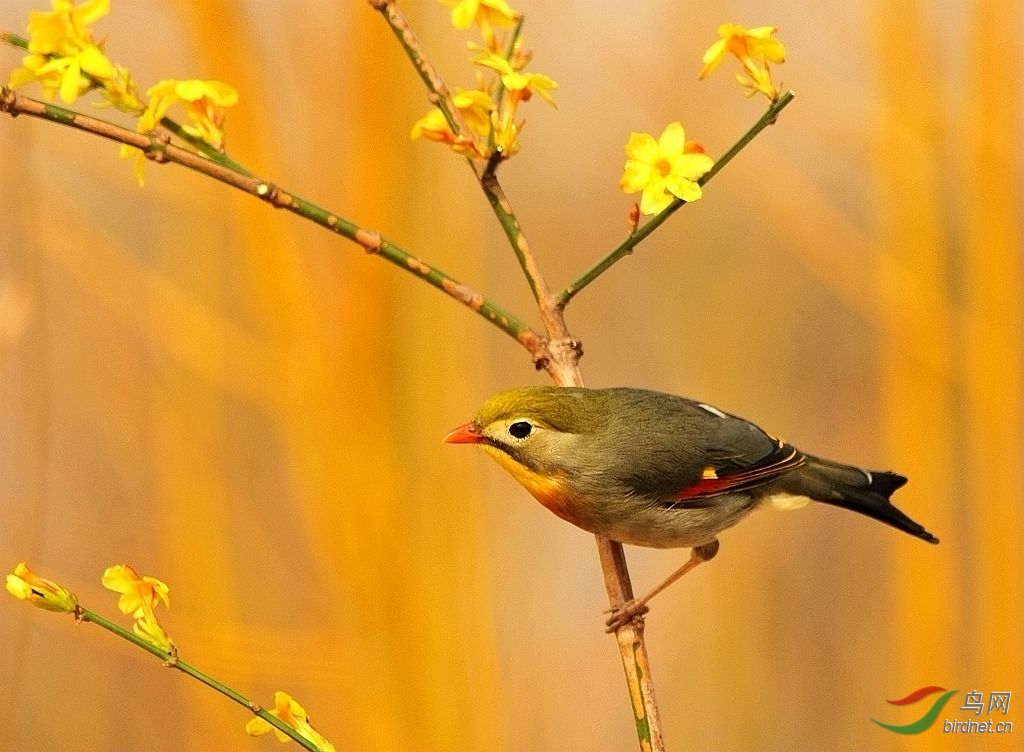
[669, 444, 805, 507]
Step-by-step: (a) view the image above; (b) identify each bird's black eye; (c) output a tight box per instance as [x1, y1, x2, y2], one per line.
[508, 420, 533, 439]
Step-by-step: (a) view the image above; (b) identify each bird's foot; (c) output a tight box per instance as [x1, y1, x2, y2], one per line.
[604, 599, 649, 633]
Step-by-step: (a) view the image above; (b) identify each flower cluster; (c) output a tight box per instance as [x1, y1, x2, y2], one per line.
[101, 563, 175, 653]
[7, 0, 142, 109]
[120, 78, 239, 185]
[411, 0, 557, 160]
[8, 0, 239, 186]
[700, 24, 786, 102]
[246, 691, 336, 751]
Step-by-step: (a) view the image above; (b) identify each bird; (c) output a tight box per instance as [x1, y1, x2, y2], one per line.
[444, 386, 939, 630]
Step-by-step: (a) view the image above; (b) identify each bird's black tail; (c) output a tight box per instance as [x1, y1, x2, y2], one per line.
[784, 456, 939, 544]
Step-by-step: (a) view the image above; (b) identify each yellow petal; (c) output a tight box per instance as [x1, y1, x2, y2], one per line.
[639, 185, 673, 215]
[700, 38, 728, 77]
[623, 131, 658, 163]
[58, 59, 83, 103]
[619, 160, 653, 193]
[657, 121, 686, 155]
[243, 716, 272, 737]
[450, 1, 477, 30]
[79, 45, 116, 80]
[76, 0, 111, 27]
[665, 176, 703, 203]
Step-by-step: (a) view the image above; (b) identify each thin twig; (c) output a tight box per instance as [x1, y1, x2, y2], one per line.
[0, 86, 544, 360]
[75, 607, 324, 752]
[558, 90, 796, 305]
[480, 173, 553, 310]
[368, 0, 486, 177]
[370, 1, 561, 317]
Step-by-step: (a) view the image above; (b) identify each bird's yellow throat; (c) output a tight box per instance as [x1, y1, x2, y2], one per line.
[481, 444, 574, 521]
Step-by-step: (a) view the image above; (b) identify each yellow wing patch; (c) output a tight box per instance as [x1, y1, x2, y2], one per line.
[762, 492, 812, 511]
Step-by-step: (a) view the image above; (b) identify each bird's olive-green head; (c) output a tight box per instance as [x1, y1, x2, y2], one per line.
[444, 386, 622, 522]
[476, 386, 605, 434]
[446, 387, 604, 471]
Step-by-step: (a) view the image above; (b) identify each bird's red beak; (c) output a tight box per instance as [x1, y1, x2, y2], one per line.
[443, 422, 483, 444]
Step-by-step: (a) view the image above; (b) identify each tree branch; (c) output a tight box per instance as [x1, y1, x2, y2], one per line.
[369, 5, 667, 747]
[0, 85, 544, 360]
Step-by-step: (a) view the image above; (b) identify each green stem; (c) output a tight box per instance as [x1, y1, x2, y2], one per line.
[281, 186, 542, 351]
[156, 116, 252, 176]
[480, 174, 549, 309]
[1, 31, 28, 47]
[558, 90, 796, 305]
[76, 607, 324, 752]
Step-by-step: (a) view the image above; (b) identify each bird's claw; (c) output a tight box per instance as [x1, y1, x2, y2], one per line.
[604, 599, 649, 633]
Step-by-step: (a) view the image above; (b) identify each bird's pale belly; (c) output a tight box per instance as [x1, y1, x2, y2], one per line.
[586, 494, 762, 548]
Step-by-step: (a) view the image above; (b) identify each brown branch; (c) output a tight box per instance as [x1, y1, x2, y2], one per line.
[366, 5, 667, 747]
[539, 302, 664, 752]
[0, 86, 544, 360]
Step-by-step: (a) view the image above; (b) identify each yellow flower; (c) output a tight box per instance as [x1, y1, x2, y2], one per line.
[411, 89, 491, 140]
[121, 78, 238, 186]
[6, 561, 78, 612]
[489, 110, 522, 156]
[700, 24, 786, 101]
[132, 611, 175, 653]
[441, 0, 519, 50]
[101, 563, 170, 617]
[443, 0, 519, 30]
[24, 0, 110, 56]
[7, 0, 123, 104]
[411, 88, 494, 156]
[39, 44, 115, 103]
[700, 24, 785, 77]
[101, 564, 175, 652]
[619, 122, 715, 215]
[144, 79, 238, 149]
[474, 51, 557, 107]
[245, 691, 336, 751]
[414, 10, 553, 160]
[10, 0, 142, 110]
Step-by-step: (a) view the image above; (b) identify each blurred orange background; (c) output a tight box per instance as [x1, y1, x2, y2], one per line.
[1, 1, 1020, 750]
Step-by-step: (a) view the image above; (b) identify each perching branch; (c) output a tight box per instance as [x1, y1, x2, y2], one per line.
[0, 85, 544, 361]
[370, 4, 666, 750]
[559, 90, 796, 305]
